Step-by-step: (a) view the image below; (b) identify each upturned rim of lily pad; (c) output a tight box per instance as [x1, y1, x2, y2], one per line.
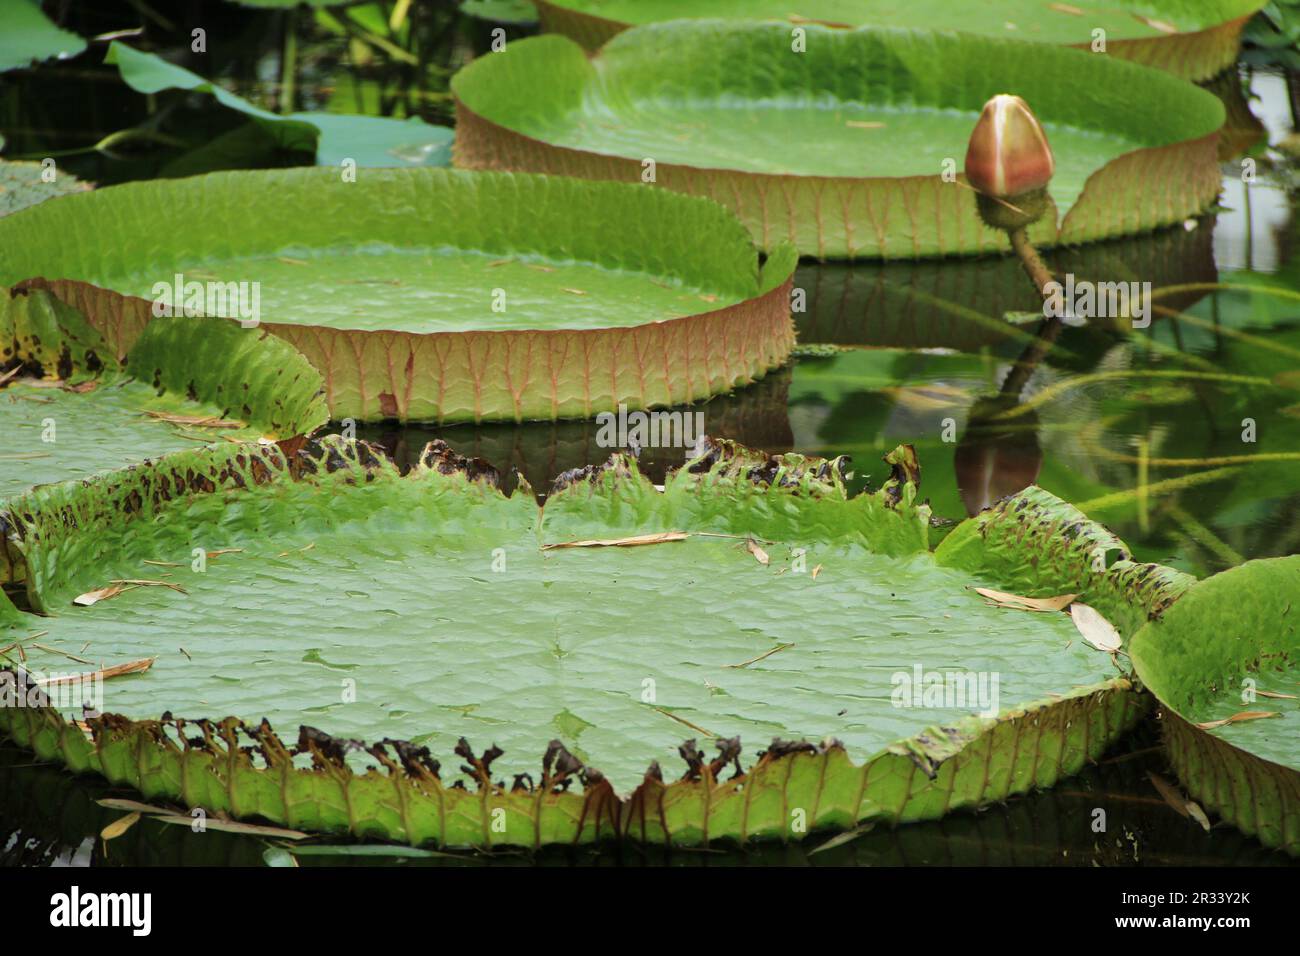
[532, 0, 1266, 81]
[451, 22, 1225, 260]
[0, 167, 798, 424]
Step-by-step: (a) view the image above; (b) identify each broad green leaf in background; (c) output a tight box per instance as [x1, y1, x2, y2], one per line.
[451, 23, 1225, 258]
[105, 43, 453, 168]
[0, 168, 797, 422]
[0, 0, 87, 73]
[533, 0, 1265, 79]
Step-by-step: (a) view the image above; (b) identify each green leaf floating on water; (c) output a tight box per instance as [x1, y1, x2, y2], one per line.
[105, 43, 453, 169]
[0, 0, 87, 73]
[1130, 557, 1300, 856]
[0, 167, 798, 423]
[532, 0, 1265, 80]
[0, 435, 1190, 848]
[451, 22, 1225, 258]
[0, 285, 328, 500]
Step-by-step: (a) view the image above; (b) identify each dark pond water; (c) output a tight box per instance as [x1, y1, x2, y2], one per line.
[1, 2, 1297, 866]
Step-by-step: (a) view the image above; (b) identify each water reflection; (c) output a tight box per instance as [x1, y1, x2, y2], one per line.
[953, 394, 1045, 516]
[356, 368, 794, 495]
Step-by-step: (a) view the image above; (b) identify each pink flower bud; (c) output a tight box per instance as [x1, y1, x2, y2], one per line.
[964, 94, 1055, 200]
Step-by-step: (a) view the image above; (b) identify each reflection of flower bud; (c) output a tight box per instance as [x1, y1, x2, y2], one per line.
[954, 396, 1043, 516]
[964, 94, 1054, 200]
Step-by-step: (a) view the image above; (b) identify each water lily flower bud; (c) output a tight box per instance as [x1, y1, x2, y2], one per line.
[964, 94, 1055, 201]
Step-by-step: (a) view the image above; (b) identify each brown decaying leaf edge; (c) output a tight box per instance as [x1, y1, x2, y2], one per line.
[0, 665, 1143, 849]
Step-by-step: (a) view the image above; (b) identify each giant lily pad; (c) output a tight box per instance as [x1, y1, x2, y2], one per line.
[532, 1, 1266, 80]
[1129, 557, 1300, 856]
[0, 167, 797, 423]
[0, 285, 327, 501]
[0, 436, 1196, 848]
[451, 22, 1225, 259]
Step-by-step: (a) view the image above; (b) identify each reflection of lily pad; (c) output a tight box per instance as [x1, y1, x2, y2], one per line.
[795, 220, 1218, 350]
[0, 285, 327, 501]
[1, 440, 1180, 847]
[0, 0, 86, 73]
[0, 168, 797, 423]
[106, 43, 453, 168]
[453, 23, 1224, 258]
[359, 366, 794, 494]
[533, 0, 1264, 80]
[1130, 557, 1300, 856]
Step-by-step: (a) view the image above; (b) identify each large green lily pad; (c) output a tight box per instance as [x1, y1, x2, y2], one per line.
[0, 285, 327, 501]
[451, 23, 1225, 259]
[0, 167, 797, 423]
[1130, 557, 1300, 856]
[0, 436, 1193, 848]
[533, 1, 1265, 80]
